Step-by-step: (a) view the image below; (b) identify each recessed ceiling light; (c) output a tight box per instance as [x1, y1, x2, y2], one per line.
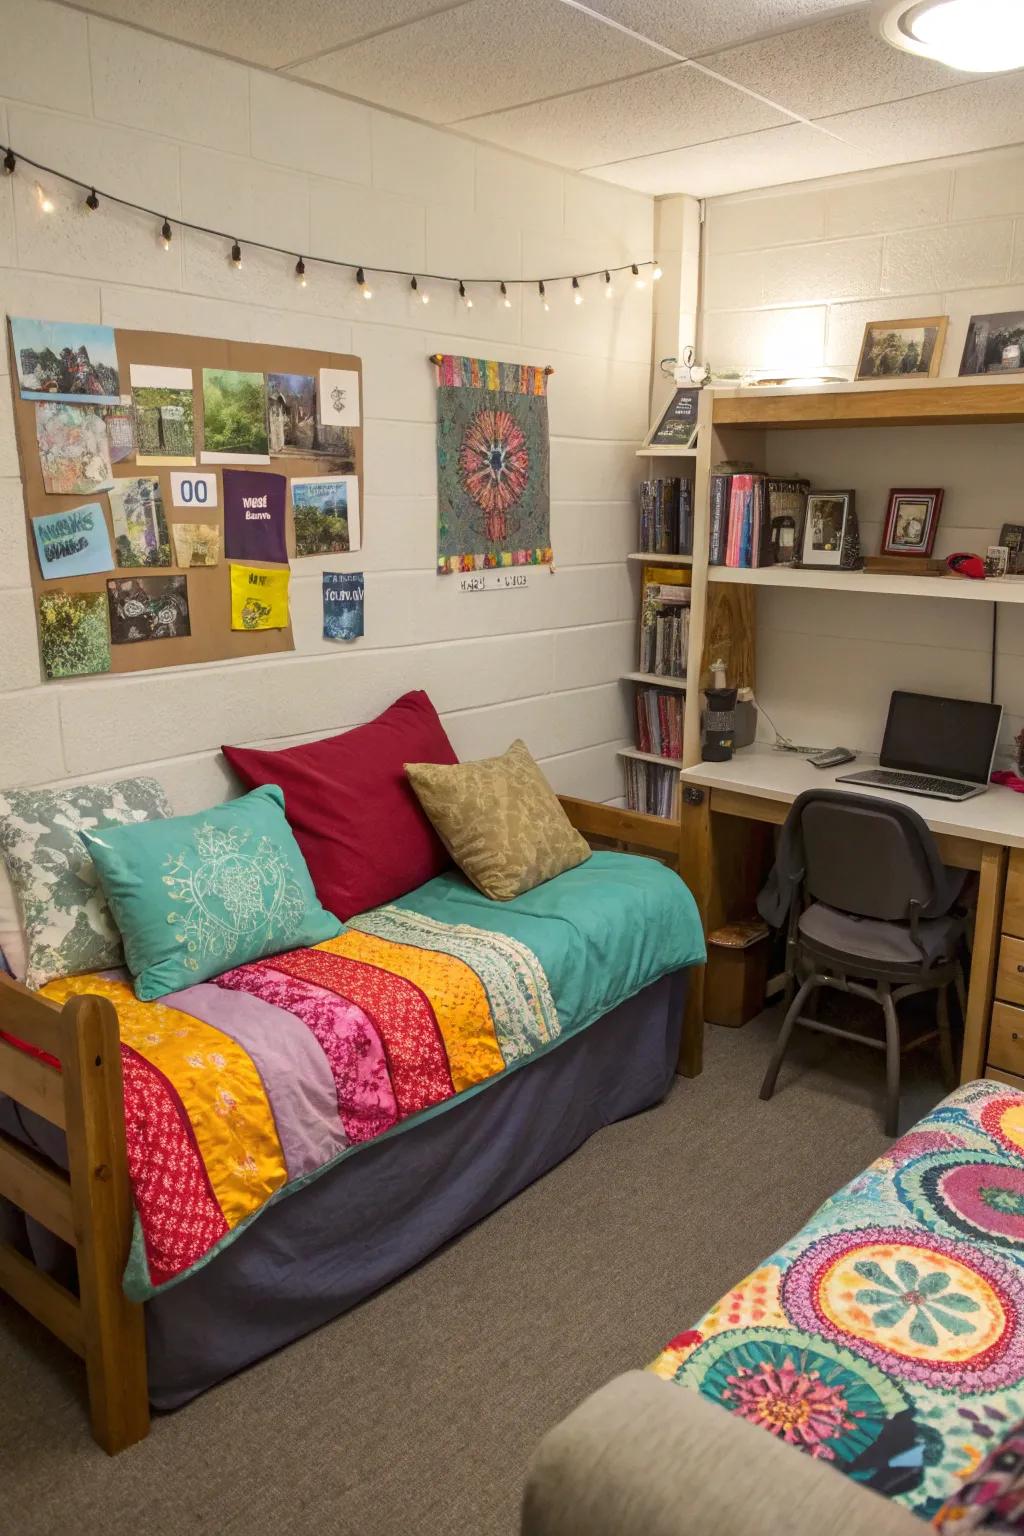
[876, 0, 1024, 73]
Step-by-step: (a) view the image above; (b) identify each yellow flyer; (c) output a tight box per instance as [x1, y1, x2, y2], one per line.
[230, 563, 290, 631]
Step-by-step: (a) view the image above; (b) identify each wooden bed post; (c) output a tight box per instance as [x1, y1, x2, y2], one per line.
[61, 995, 149, 1454]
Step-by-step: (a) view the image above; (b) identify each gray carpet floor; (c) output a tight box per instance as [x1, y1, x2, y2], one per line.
[2, 1002, 947, 1536]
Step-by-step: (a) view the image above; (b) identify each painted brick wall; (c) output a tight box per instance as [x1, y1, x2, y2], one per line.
[0, 0, 655, 811]
[700, 147, 1024, 763]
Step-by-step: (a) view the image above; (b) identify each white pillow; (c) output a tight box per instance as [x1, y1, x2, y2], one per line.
[0, 854, 27, 981]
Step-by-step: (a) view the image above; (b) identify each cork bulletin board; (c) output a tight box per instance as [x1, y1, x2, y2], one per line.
[8, 326, 363, 679]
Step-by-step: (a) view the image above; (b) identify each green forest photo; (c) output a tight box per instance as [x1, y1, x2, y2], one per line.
[201, 369, 269, 455]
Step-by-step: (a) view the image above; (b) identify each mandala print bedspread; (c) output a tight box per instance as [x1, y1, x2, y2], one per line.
[434, 353, 552, 574]
[650, 1081, 1024, 1521]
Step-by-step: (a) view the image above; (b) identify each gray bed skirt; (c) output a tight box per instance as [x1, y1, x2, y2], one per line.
[1, 969, 687, 1410]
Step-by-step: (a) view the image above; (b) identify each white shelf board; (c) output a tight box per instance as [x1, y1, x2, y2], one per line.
[627, 552, 693, 565]
[635, 445, 698, 458]
[622, 671, 687, 691]
[617, 747, 683, 769]
[708, 566, 1024, 604]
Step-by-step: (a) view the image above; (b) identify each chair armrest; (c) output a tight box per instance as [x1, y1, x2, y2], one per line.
[521, 1372, 926, 1536]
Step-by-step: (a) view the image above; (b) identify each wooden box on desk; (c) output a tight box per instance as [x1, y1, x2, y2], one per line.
[704, 919, 770, 1028]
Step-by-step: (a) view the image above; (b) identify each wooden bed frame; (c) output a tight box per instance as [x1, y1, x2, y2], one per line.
[0, 796, 701, 1454]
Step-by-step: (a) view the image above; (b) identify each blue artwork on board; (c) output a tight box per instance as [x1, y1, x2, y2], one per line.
[32, 502, 115, 578]
[10, 316, 121, 405]
[322, 571, 364, 642]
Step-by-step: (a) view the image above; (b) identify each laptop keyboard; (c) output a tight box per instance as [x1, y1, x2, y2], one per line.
[852, 768, 974, 797]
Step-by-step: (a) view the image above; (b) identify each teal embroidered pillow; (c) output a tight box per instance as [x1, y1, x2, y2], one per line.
[0, 778, 172, 990]
[81, 784, 342, 1001]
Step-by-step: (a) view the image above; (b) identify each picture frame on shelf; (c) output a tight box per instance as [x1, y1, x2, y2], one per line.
[960, 312, 1024, 376]
[881, 488, 944, 558]
[999, 523, 1024, 574]
[799, 491, 856, 569]
[855, 316, 947, 381]
[643, 387, 700, 450]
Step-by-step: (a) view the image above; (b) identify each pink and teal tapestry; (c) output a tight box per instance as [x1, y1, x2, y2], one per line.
[434, 354, 552, 575]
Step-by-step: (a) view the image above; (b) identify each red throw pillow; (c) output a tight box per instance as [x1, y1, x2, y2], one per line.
[222, 691, 458, 920]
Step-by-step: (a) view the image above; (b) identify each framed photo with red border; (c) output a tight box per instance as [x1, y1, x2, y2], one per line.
[881, 488, 944, 558]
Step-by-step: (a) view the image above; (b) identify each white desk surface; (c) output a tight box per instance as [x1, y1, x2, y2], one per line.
[680, 743, 1024, 849]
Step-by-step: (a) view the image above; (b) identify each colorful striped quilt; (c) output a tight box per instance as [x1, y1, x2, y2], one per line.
[35, 852, 703, 1299]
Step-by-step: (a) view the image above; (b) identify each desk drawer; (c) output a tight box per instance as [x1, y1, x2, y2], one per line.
[997, 935, 1024, 1007]
[1006, 849, 1024, 940]
[989, 1002, 1024, 1076]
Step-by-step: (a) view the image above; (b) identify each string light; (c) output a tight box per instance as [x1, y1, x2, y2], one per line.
[572, 276, 583, 307]
[2, 148, 15, 175]
[604, 270, 613, 300]
[500, 281, 512, 309]
[632, 263, 645, 290]
[85, 188, 99, 211]
[160, 217, 172, 250]
[36, 185, 55, 213]
[357, 266, 372, 300]
[652, 261, 663, 280]
[295, 255, 307, 287]
[459, 280, 473, 309]
[230, 239, 242, 269]
[538, 280, 549, 312]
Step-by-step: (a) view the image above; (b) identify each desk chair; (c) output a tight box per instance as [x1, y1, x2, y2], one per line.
[758, 789, 967, 1136]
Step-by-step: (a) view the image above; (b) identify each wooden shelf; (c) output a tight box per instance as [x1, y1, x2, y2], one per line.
[711, 377, 1024, 430]
[708, 566, 1024, 603]
[627, 552, 693, 565]
[636, 445, 698, 458]
[622, 671, 687, 691]
[617, 747, 683, 769]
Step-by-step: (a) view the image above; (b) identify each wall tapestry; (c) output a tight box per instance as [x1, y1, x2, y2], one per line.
[433, 354, 551, 575]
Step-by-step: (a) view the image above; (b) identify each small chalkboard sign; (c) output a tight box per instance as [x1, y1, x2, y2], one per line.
[648, 387, 700, 448]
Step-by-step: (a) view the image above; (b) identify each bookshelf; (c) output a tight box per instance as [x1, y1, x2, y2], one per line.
[709, 566, 1024, 603]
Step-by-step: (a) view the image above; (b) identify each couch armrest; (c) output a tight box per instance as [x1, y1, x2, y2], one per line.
[522, 1372, 926, 1536]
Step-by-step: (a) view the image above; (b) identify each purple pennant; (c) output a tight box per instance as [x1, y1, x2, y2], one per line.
[223, 468, 288, 563]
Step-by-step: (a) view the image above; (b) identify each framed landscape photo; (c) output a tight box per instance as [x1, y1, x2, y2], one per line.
[799, 491, 854, 568]
[855, 316, 947, 381]
[960, 312, 1024, 376]
[881, 488, 943, 558]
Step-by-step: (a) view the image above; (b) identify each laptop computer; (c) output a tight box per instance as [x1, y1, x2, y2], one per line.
[836, 690, 1003, 802]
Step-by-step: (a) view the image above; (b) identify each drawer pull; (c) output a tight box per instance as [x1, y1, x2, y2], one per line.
[1015, 1033, 1021, 1042]
[1018, 964, 1024, 973]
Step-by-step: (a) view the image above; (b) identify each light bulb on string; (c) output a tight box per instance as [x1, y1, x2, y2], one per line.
[160, 217, 172, 250]
[410, 275, 429, 305]
[85, 188, 99, 211]
[652, 261, 663, 281]
[36, 185, 54, 214]
[2, 149, 15, 176]
[230, 239, 243, 270]
[538, 280, 549, 312]
[604, 270, 613, 300]
[632, 263, 645, 290]
[295, 256, 307, 287]
[356, 267, 372, 299]
[500, 282, 512, 309]
[572, 276, 583, 307]
[459, 280, 473, 309]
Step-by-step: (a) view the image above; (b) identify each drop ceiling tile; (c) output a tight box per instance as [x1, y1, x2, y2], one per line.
[589, 123, 887, 197]
[290, 0, 667, 123]
[701, 12, 982, 119]
[67, 0, 452, 69]
[460, 64, 790, 171]
[821, 74, 1024, 166]
[578, 0, 862, 57]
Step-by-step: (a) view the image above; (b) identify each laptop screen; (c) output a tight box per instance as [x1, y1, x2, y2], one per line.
[880, 691, 1003, 784]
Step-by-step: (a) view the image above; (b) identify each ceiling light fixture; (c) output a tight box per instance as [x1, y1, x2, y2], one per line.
[876, 0, 1024, 73]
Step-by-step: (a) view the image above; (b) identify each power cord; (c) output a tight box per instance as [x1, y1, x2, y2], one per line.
[752, 695, 823, 756]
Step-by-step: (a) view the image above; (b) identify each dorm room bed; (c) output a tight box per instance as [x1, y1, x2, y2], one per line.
[0, 797, 704, 1453]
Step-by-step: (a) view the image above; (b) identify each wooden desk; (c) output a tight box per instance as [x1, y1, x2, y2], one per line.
[678, 744, 1024, 1081]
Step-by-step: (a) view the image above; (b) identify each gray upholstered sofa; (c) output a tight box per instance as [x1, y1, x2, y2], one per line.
[522, 1371, 925, 1536]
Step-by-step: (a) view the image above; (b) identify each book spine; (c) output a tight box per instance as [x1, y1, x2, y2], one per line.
[709, 475, 728, 565]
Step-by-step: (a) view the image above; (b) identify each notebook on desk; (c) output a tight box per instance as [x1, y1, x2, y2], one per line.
[837, 691, 1003, 803]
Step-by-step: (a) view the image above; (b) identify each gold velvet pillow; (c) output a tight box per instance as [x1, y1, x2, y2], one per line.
[404, 739, 591, 901]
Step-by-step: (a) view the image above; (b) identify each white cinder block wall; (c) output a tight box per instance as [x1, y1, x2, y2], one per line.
[700, 146, 1024, 763]
[0, 0, 655, 811]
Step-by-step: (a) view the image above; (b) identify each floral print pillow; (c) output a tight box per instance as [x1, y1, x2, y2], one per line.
[0, 779, 172, 990]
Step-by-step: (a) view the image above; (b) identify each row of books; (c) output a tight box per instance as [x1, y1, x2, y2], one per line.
[709, 470, 808, 568]
[624, 758, 680, 819]
[634, 685, 683, 761]
[638, 579, 690, 678]
[638, 478, 693, 556]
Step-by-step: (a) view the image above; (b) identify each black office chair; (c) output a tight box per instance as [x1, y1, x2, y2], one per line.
[758, 789, 968, 1136]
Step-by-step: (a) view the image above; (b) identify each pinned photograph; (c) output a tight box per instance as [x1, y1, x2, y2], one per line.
[856, 316, 947, 380]
[322, 571, 364, 642]
[32, 502, 114, 580]
[130, 364, 195, 465]
[11, 316, 120, 404]
[102, 406, 136, 464]
[109, 477, 171, 567]
[201, 369, 270, 463]
[171, 523, 221, 567]
[881, 488, 944, 558]
[107, 575, 190, 643]
[230, 563, 290, 631]
[291, 474, 361, 555]
[35, 401, 114, 496]
[38, 590, 111, 679]
[960, 312, 1024, 376]
[318, 368, 361, 428]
